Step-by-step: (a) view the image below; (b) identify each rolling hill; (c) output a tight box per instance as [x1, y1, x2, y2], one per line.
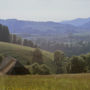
[0, 19, 78, 35]
[79, 21, 90, 29]
[0, 18, 90, 38]
[0, 42, 55, 73]
[61, 17, 90, 26]
[0, 18, 90, 44]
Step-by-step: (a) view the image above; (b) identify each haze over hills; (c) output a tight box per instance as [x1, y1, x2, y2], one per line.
[0, 19, 77, 35]
[80, 21, 90, 29]
[61, 17, 90, 27]
[0, 17, 90, 38]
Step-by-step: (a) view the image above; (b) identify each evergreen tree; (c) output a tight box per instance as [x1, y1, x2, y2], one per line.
[0, 24, 10, 42]
[17, 37, 22, 45]
[70, 56, 87, 73]
[3, 26, 10, 42]
[54, 50, 66, 73]
[12, 34, 17, 44]
[32, 48, 43, 64]
[23, 39, 28, 46]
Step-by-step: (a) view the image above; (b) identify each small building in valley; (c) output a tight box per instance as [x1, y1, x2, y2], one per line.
[0, 57, 30, 75]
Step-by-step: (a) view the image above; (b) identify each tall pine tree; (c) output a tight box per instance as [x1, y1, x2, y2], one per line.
[0, 24, 10, 42]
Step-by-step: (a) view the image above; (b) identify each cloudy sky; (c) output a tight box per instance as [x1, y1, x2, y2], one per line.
[0, 0, 90, 21]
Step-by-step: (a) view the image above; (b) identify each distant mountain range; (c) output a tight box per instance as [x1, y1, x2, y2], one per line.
[0, 18, 90, 36]
[80, 21, 90, 29]
[61, 17, 90, 27]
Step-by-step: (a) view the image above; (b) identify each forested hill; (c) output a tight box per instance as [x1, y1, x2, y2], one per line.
[61, 17, 90, 26]
[0, 18, 90, 57]
[0, 18, 90, 36]
[0, 19, 79, 35]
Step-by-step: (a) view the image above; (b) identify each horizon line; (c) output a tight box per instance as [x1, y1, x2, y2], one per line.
[0, 17, 90, 22]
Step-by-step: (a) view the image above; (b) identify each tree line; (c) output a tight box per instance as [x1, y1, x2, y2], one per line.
[0, 24, 90, 74]
[0, 47, 89, 75]
[34, 35, 90, 56]
[28, 48, 90, 75]
[10, 34, 37, 48]
[0, 24, 37, 48]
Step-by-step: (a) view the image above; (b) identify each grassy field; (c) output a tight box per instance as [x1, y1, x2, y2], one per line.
[0, 74, 90, 90]
[0, 42, 53, 63]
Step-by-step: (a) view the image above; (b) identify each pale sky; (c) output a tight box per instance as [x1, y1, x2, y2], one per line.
[0, 0, 90, 21]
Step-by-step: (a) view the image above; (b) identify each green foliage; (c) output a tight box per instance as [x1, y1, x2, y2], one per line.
[40, 64, 50, 75]
[23, 39, 37, 48]
[81, 53, 90, 71]
[70, 56, 87, 73]
[31, 63, 41, 74]
[0, 24, 10, 42]
[32, 48, 43, 64]
[10, 34, 37, 48]
[85, 53, 90, 70]
[23, 39, 29, 46]
[16, 37, 22, 45]
[54, 50, 67, 74]
[12, 34, 17, 43]
[54, 50, 64, 66]
[30, 63, 51, 75]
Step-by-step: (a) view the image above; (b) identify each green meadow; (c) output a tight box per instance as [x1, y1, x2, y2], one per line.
[0, 42, 53, 63]
[0, 74, 90, 90]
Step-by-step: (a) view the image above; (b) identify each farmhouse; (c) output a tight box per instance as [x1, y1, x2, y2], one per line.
[0, 57, 30, 75]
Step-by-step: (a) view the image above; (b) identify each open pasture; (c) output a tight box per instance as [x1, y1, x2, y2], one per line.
[0, 74, 90, 90]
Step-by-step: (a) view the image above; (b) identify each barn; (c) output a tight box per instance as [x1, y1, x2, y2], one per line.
[0, 57, 30, 75]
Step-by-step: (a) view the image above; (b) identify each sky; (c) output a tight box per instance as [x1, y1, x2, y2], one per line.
[0, 0, 90, 21]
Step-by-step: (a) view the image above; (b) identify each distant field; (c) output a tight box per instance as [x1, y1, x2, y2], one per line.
[0, 74, 90, 90]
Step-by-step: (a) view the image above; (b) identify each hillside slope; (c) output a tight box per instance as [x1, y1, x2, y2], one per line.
[79, 21, 90, 29]
[0, 19, 77, 35]
[61, 17, 90, 26]
[0, 42, 55, 72]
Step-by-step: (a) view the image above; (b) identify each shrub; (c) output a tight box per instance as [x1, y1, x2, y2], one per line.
[40, 64, 50, 75]
[30, 63, 51, 75]
[70, 56, 87, 73]
[31, 63, 41, 74]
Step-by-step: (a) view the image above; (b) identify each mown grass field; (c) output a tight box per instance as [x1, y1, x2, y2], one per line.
[0, 74, 90, 90]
